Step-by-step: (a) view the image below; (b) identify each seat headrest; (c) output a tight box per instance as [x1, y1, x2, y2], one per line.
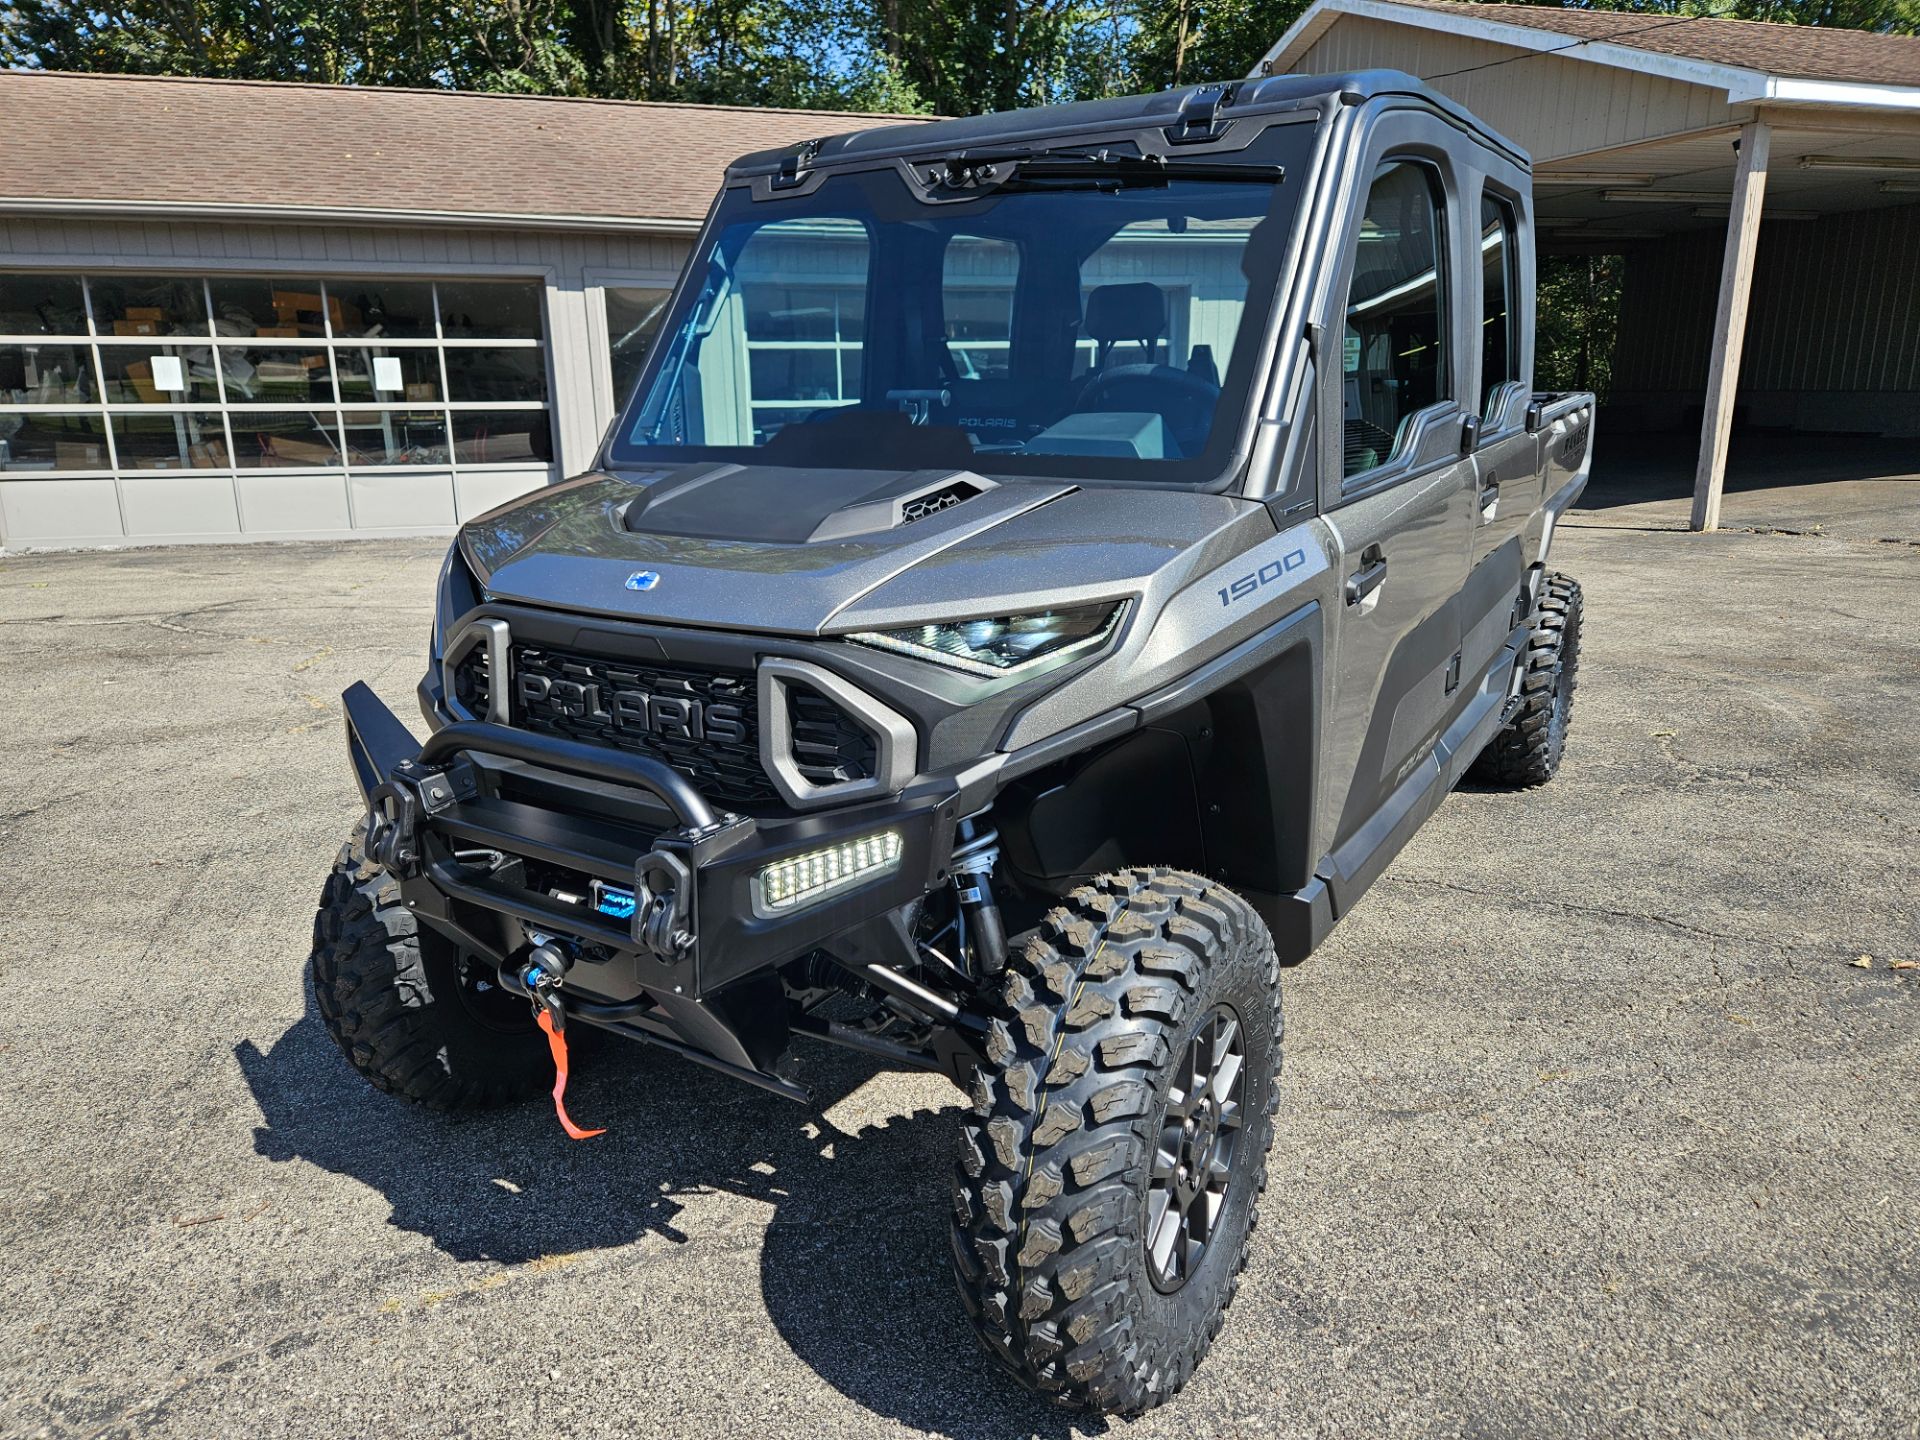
[1083, 283, 1167, 344]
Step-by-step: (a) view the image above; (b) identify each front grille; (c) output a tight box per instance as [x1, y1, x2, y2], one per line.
[789, 686, 878, 786]
[454, 642, 877, 811]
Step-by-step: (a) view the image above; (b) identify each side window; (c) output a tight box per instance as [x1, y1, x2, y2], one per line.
[1341, 160, 1449, 479]
[942, 235, 1019, 381]
[1480, 194, 1520, 415]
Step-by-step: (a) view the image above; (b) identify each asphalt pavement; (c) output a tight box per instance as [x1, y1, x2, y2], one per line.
[1, 497, 1915, 1439]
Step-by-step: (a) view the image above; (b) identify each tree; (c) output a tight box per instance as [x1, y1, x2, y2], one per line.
[3, 0, 1911, 113]
[1125, 0, 1306, 92]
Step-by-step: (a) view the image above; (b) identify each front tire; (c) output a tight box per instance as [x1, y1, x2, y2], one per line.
[310, 824, 552, 1110]
[951, 868, 1282, 1415]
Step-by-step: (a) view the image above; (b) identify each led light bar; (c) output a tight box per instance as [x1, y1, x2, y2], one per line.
[755, 830, 904, 915]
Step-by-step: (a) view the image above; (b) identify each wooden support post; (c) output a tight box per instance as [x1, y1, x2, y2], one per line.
[1692, 120, 1772, 534]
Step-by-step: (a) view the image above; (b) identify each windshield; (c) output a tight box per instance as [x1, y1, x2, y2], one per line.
[607, 120, 1316, 486]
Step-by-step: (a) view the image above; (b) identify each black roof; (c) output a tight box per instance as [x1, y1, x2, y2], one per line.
[728, 70, 1526, 176]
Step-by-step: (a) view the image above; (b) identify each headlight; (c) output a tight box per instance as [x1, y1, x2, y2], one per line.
[848, 602, 1124, 679]
[755, 831, 904, 915]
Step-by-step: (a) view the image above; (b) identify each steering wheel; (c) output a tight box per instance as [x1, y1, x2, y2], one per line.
[1076, 364, 1222, 458]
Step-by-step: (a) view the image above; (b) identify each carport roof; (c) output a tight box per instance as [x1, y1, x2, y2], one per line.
[1264, 0, 1920, 111]
[0, 69, 928, 233]
[1381, 0, 1920, 87]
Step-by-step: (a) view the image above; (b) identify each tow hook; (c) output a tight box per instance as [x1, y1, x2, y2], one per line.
[516, 939, 575, 1030]
[512, 938, 605, 1141]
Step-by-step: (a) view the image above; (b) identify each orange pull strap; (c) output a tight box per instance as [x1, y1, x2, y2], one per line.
[535, 1009, 605, 1140]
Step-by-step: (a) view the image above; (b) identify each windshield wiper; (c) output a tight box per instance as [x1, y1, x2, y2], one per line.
[931, 148, 1282, 194]
[1013, 153, 1284, 188]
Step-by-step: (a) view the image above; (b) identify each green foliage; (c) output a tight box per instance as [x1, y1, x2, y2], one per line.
[1126, 0, 1306, 93]
[1, 0, 1909, 113]
[1537, 253, 1624, 400]
[0, 0, 1291, 109]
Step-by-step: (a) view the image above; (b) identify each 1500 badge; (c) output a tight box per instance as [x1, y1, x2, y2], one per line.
[1200, 523, 1329, 615]
[1218, 546, 1312, 608]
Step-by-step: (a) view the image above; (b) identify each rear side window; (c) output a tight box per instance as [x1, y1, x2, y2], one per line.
[942, 234, 1019, 382]
[1341, 160, 1449, 479]
[1480, 193, 1520, 414]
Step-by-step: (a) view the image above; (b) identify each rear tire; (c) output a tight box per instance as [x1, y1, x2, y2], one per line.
[310, 824, 552, 1111]
[951, 868, 1282, 1415]
[1469, 570, 1583, 788]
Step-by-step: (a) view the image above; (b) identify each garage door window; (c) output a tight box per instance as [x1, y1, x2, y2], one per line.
[0, 273, 550, 477]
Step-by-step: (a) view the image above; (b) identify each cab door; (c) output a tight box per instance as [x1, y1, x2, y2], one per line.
[1314, 144, 1478, 903]
[1461, 184, 1539, 687]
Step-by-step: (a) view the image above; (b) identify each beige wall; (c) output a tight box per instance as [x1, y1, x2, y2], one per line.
[1290, 15, 1735, 163]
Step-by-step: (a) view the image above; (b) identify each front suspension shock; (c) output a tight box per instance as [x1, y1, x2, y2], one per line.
[951, 818, 1008, 978]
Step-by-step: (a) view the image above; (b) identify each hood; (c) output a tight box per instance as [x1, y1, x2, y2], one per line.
[461, 464, 1254, 637]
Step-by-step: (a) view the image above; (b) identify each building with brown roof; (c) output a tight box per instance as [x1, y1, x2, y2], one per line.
[1262, 0, 1920, 530]
[5, 10, 1918, 546]
[0, 71, 922, 547]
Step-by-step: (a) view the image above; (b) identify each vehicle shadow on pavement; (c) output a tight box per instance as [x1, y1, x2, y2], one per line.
[237, 1001, 1095, 1439]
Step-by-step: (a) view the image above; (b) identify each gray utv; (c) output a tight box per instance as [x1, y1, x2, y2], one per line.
[313, 68, 1595, 1415]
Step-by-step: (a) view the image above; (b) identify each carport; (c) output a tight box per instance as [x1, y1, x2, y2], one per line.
[1261, 0, 1920, 531]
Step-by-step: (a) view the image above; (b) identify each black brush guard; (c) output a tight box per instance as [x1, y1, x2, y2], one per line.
[341, 681, 964, 1100]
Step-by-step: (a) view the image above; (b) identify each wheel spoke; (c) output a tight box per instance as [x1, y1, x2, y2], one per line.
[1143, 1001, 1251, 1293]
[1211, 1049, 1244, 1107]
[1198, 1187, 1224, 1238]
[1165, 1081, 1192, 1120]
[1212, 1013, 1238, 1061]
[1148, 1200, 1183, 1278]
[1147, 1186, 1170, 1238]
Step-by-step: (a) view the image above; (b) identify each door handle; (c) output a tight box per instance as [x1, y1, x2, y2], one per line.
[1346, 549, 1387, 609]
[1478, 477, 1500, 522]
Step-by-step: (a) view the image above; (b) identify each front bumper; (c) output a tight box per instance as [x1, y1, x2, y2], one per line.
[344, 680, 966, 1009]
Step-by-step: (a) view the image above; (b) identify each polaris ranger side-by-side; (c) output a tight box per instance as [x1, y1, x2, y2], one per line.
[314, 69, 1594, 1414]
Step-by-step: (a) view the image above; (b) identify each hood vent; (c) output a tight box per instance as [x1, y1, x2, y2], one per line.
[808, 471, 996, 542]
[899, 480, 980, 525]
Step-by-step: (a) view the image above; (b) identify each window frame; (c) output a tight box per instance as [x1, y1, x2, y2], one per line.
[1474, 176, 1533, 441]
[1476, 187, 1524, 426]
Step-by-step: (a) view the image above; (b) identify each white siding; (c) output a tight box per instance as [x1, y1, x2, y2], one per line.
[0, 217, 693, 549]
[1291, 16, 1733, 162]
